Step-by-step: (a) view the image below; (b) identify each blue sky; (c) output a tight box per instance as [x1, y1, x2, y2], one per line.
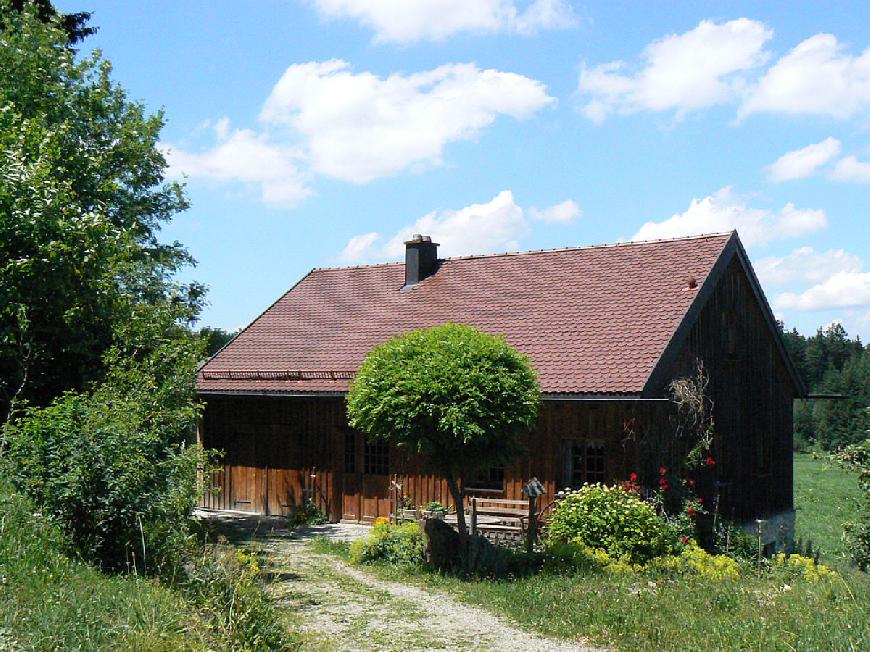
[57, 1, 870, 338]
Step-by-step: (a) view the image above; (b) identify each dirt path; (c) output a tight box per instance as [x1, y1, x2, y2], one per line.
[253, 523, 600, 652]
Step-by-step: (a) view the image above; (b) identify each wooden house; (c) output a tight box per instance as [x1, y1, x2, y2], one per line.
[196, 231, 805, 546]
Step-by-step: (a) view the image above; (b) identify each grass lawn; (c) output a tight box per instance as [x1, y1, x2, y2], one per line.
[313, 452, 868, 651]
[794, 452, 862, 570]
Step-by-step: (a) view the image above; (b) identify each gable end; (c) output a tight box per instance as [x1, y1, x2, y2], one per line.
[642, 232, 806, 398]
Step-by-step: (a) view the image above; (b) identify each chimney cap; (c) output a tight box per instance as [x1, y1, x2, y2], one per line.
[404, 233, 438, 246]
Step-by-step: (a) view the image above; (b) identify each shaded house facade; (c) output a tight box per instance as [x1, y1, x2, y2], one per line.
[196, 232, 804, 544]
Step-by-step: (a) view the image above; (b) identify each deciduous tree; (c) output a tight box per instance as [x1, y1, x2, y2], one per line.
[0, 2, 202, 421]
[346, 323, 540, 555]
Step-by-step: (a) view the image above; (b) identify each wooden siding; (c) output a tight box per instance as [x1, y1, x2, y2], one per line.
[199, 396, 342, 519]
[663, 257, 795, 521]
[199, 396, 658, 520]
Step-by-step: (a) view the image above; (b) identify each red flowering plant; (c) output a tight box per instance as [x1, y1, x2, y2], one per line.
[620, 472, 640, 494]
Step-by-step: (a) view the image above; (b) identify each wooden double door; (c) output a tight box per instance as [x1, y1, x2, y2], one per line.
[340, 429, 391, 522]
[223, 425, 300, 516]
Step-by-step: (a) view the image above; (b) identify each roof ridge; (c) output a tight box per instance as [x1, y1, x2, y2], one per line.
[312, 231, 735, 272]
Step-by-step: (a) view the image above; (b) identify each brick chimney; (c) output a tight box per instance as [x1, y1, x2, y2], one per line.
[403, 234, 439, 287]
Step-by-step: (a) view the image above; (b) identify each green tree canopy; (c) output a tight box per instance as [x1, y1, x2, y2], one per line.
[3, 0, 96, 44]
[0, 2, 202, 420]
[346, 323, 540, 545]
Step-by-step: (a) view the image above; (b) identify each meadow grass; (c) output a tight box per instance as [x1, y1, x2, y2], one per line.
[0, 483, 207, 651]
[794, 451, 862, 571]
[312, 453, 868, 651]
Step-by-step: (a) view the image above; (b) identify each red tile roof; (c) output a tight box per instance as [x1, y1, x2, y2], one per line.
[197, 232, 735, 395]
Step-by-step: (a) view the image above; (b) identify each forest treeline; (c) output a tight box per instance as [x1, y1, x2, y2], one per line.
[781, 323, 869, 451]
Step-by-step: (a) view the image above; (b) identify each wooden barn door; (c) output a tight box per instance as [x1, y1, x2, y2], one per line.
[341, 430, 362, 521]
[230, 428, 266, 513]
[340, 430, 391, 522]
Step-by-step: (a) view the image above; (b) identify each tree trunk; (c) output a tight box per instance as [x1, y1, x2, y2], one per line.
[445, 472, 467, 557]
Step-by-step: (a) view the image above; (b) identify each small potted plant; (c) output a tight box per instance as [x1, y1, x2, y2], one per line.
[422, 501, 447, 520]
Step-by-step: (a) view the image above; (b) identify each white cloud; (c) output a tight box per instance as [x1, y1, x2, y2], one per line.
[766, 137, 841, 182]
[528, 199, 581, 222]
[166, 61, 552, 207]
[755, 247, 863, 286]
[830, 154, 870, 183]
[739, 34, 870, 119]
[260, 60, 554, 183]
[578, 18, 772, 122]
[310, 0, 576, 43]
[161, 121, 311, 207]
[775, 271, 870, 311]
[631, 187, 827, 247]
[341, 190, 530, 262]
[340, 232, 381, 262]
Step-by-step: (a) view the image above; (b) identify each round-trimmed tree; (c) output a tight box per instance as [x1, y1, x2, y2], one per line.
[346, 323, 540, 548]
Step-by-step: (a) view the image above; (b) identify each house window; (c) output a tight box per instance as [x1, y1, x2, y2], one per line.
[465, 465, 504, 492]
[364, 439, 389, 475]
[562, 440, 606, 488]
[344, 431, 356, 474]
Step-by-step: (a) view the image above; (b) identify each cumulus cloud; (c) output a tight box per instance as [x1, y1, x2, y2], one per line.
[165, 61, 552, 207]
[631, 187, 827, 247]
[310, 0, 577, 43]
[774, 271, 870, 311]
[341, 190, 531, 262]
[766, 137, 841, 182]
[739, 34, 870, 119]
[260, 60, 554, 183]
[161, 121, 311, 207]
[578, 18, 772, 123]
[528, 199, 581, 222]
[755, 247, 863, 286]
[830, 154, 870, 183]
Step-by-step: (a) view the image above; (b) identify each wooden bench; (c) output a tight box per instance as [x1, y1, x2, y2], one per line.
[468, 497, 531, 536]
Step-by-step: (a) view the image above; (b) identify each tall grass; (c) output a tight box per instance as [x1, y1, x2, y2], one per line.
[0, 478, 300, 651]
[0, 482, 203, 651]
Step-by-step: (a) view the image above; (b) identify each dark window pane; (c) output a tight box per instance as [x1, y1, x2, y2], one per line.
[586, 442, 606, 483]
[465, 466, 504, 491]
[344, 431, 356, 474]
[364, 439, 389, 475]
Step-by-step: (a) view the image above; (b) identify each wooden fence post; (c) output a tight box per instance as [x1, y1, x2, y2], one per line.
[471, 497, 478, 536]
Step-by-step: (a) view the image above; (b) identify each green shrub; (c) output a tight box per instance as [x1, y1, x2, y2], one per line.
[3, 336, 212, 576]
[712, 519, 758, 563]
[349, 521, 425, 565]
[288, 498, 328, 527]
[546, 484, 677, 564]
[182, 544, 299, 651]
[834, 437, 869, 571]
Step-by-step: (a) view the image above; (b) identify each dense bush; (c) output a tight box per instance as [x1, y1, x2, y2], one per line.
[546, 484, 678, 563]
[288, 498, 328, 527]
[3, 331, 211, 575]
[350, 520, 425, 565]
[834, 437, 869, 571]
